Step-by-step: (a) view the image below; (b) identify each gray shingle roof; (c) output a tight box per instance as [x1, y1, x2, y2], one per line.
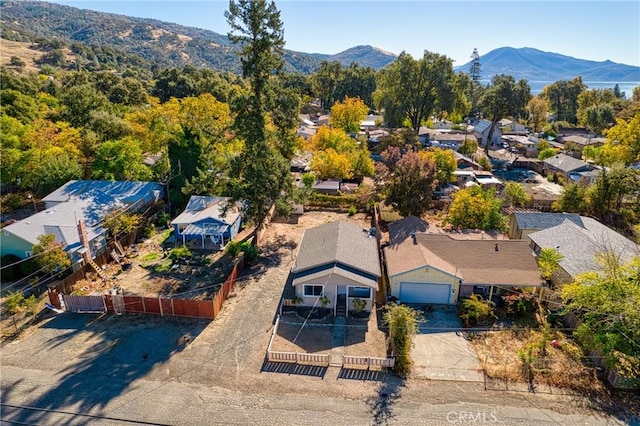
[543, 154, 592, 173]
[514, 212, 584, 231]
[529, 218, 639, 277]
[292, 221, 380, 278]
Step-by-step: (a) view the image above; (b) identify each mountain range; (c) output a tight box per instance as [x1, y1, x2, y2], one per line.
[455, 47, 640, 82]
[1, 1, 638, 83]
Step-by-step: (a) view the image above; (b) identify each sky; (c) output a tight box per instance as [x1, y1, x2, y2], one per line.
[50, 1, 640, 68]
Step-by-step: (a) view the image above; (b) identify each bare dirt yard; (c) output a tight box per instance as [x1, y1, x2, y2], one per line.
[68, 228, 236, 300]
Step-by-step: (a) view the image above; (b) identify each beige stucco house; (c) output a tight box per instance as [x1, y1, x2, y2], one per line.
[384, 217, 544, 304]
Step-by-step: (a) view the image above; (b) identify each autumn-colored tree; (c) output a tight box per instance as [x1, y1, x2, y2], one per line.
[32, 234, 71, 274]
[310, 148, 353, 180]
[330, 96, 369, 133]
[600, 114, 640, 165]
[526, 97, 548, 133]
[310, 125, 357, 152]
[422, 147, 456, 185]
[446, 186, 504, 230]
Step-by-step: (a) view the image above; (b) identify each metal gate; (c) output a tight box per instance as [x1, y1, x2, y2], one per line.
[61, 295, 106, 313]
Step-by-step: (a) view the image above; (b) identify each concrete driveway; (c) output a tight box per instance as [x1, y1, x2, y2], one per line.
[410, 305, 484, 382]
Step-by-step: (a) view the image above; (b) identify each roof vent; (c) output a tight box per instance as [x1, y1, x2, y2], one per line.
[410, 232, 417, 245]
[495, 242, 499, 252]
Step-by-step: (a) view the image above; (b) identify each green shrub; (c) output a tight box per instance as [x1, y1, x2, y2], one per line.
[155, 212, 171, 227]
[459, 294, 496, 325]
[143, 224, 156, 238]
[4, 291, 24, 315]
[351, 297, 366, 314]
[225, 240, 242, 257]
[23, 294, 39, 316]
[240, 241, 259, 263]
[347, 205, 357, 216]
[153, 260, 172, 273]
[168, 246, 192, 260]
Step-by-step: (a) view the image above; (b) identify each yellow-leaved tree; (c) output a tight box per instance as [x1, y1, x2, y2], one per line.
[329, 96, 369, 134]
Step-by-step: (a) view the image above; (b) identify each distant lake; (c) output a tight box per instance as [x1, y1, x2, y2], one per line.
[528, 81, 639, 97]
[481, 80, 639, 97]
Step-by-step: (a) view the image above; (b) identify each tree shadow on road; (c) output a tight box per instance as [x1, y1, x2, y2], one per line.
[365, 378, 405, 426]
[1, 313, 209, 425]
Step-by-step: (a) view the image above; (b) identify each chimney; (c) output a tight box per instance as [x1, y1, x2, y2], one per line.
[77, 219, 91, 262]
[494, 242, 499, 252]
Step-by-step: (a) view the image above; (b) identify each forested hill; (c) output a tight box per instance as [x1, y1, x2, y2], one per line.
[456, 47, 640, 82]
[0, 1, 395, 73]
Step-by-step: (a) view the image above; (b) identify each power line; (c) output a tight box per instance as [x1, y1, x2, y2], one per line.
[0, 403, 173, 426]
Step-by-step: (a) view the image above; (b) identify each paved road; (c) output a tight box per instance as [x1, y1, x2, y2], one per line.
[1, 365, 630, 426]
[1, 220, 637, 425]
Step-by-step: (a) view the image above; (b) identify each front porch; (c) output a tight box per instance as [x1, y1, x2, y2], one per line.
[178, 223, 230, 251]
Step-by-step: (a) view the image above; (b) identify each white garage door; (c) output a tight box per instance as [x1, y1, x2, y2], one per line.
[399, 282, 451, 304]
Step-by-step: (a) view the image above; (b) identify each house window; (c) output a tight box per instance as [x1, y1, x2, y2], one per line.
[25, 251, 33, 257]
[303, 285, 323, 296]
[2, 230, 8, 236]
[348, 287, 371, 299]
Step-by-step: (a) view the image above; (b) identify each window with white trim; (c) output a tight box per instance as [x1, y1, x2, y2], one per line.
[25, 251, 33, 257]
[303, 285, 323, 296]
[348, 286, 371, 299]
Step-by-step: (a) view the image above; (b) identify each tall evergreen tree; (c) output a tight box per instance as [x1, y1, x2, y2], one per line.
[468, 48, 482, 116]
[225, 0, 293, 225]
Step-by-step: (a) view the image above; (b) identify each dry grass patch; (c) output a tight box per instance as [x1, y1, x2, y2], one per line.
[471, 329, 605, 394]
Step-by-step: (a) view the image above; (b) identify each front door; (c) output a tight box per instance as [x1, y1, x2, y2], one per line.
[336, 286, 347, 317]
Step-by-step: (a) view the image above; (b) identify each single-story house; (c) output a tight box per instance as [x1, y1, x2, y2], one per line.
[499, 119, 527, 134]
[1, 180, 164, 262]
[289, 221, 381, 316]
[528, 217, 639, 285]
[508, 212, 584, 239]
[542, 154, 600, 184]
[384, 217, 543, 304]
[473, 119, 502, 147]
[171, 196, 243, 250]
[560, 135, 605, 154]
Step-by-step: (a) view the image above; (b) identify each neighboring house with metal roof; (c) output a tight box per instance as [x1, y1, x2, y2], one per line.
[289, 221, 381, 317]
[542, 153, 600, 184]
[473, 119, 502, 147]
[528, 217, 639, 285]
[1, 180, 164, 261]
[384, 217, 543, 304]
[508, 212, 584, 239]
[171, 196, 243, 251]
